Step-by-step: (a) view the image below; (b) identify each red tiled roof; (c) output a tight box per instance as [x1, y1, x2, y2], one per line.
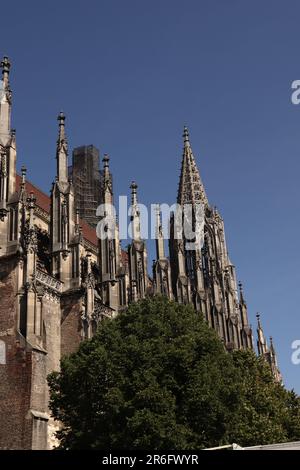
[81, 220, 98, 246]
[16, 175, 98, 247]
[16, 175, 50, 213]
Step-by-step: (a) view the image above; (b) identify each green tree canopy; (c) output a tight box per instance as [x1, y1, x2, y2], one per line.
[48, 296, 300, 449]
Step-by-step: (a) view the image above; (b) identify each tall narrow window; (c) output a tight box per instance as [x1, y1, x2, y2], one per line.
[57, 203, 60, 243]
[13, 207, 18, 240]
[9, 208, 14, 240]
[72, 247, 79, 278]
[9, 207, 18, 241]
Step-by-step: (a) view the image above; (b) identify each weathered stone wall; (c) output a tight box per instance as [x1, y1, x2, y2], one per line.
[0, 256, 58, 450]
[43, 295, 61, 375]
[0, 255, 18, 334]
[61, 290, 83, 358]
[30, 348, 48, 450]
[42, 295, 62, 449]
[0, 256, 32, 449]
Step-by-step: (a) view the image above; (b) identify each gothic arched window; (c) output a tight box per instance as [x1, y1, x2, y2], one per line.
[9, 207, 18, 241]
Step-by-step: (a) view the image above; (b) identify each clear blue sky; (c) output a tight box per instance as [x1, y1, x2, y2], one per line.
[2, 0, 300, 392]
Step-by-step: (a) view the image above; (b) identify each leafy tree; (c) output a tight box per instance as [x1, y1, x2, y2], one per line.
[48, 296, 300, 449]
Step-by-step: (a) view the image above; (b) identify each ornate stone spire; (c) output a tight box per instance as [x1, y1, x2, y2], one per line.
[1, 56, 11, 84]
[0, 56, 15, 221]
[130, 181, 138, 206]
[102, 154, 113, 205]
[103, 153, 110, 174]
[177, 126, 208, 207]
[256, 313, 268, 355]
[56, 111, 68, 182]
[19, 165, 27, 203]
[127, 180, 148, 302]
[183, 125, 191, 149]
[27, 191, 36, 229]
[270, 336, 275, 354]
[256, 312, 261, 329]
[50, 111, 75, 282]
[130, 181, 141, 241]
[21, 165, 26, 186]
[238, 281, 245, 304]
[155, 204, 165, 259]
[23, 191, 38, 257]
[0, 56, 12, 147]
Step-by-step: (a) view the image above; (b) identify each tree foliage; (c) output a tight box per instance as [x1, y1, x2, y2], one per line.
[48, 296, 300, 449]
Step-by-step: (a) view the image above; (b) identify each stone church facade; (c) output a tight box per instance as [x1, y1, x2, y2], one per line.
[0, 57, 280, 449]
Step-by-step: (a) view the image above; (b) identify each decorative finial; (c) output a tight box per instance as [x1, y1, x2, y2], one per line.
[238, 281, 244, 301]
[256, 312, 262, 328]
[129, 181, 141, 240]
[21, 166, 27, 186]
[155, 204, 164, 251]
[56, 111, 68, 181]
[58, 111, 65, 126]
[269, 337, 276, 356]
[130, 181, 138, 209]
[103, 153, 110, 169]
[156, 203, 161, 230]
[1, 56, 11, 77]
[183, 126, 190, 148]
[130, 181, 138, 191]
[57, 111, 66, 144]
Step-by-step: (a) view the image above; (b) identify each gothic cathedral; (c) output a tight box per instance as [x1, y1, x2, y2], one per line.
[0, 57, 280, 449]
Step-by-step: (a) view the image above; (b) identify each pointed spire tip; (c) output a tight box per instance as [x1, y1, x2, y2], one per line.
[256, 312, 262, 329]
[183, 126, 190, 146]
[1, 56, 11, 74]
[58, 111, 65, 124]
[103, 153, 110, 168]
